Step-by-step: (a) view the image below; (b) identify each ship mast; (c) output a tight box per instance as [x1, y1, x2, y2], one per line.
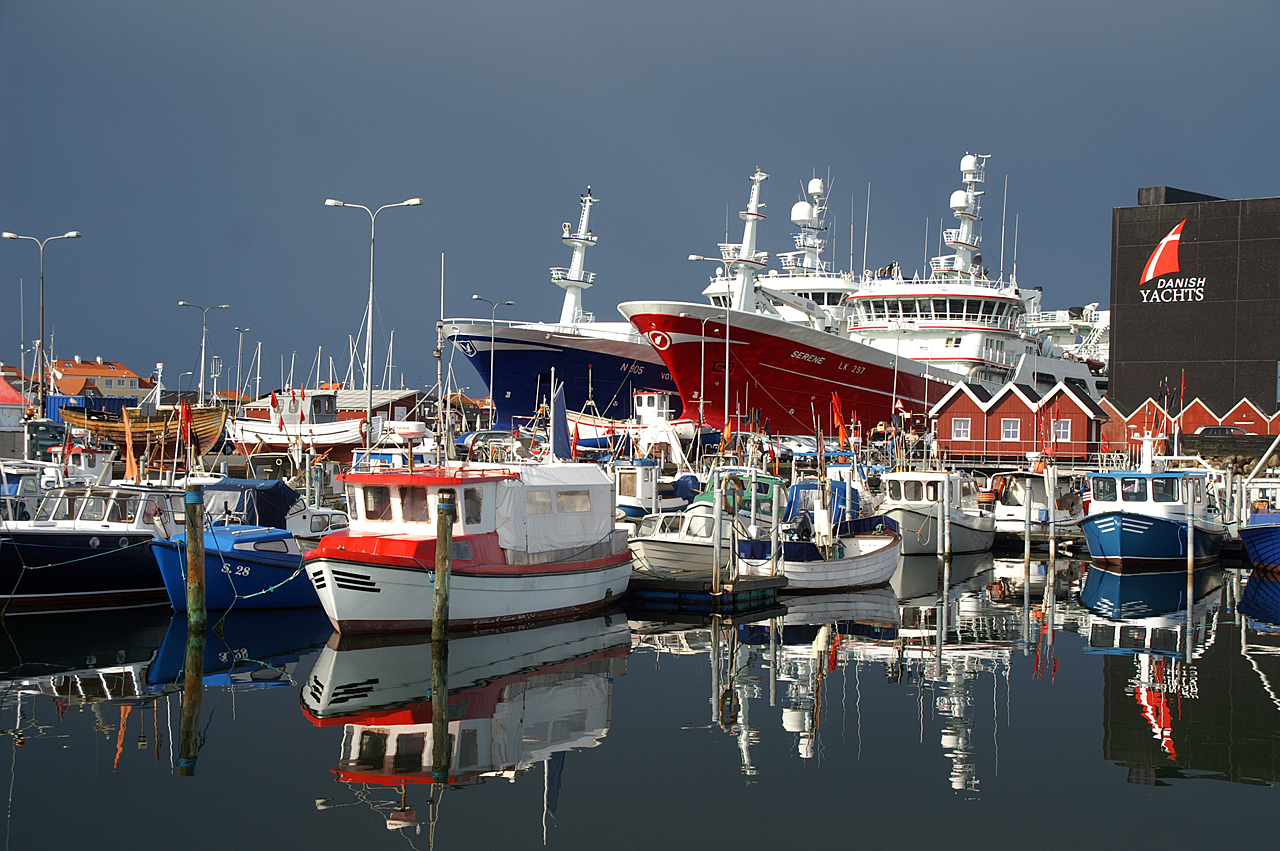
[932, 154, 988, 282]
[553, 187, 599, 325]
[720, 168, 770, 311]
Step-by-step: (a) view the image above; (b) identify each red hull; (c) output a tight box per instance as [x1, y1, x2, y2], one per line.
[620, 301, 956, 434]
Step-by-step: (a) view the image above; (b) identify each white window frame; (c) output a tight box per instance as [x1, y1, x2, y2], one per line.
[1053, 419, 1071, 442]
[952, 418, 971, 440]
[1001, 419, 1020, 441]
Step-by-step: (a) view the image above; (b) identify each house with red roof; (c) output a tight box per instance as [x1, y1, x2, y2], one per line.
[49, 356, 143, 399]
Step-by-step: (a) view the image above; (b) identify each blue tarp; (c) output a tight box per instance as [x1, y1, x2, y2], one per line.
[46, 395, 139, 423]
[201, 478, 302, 528]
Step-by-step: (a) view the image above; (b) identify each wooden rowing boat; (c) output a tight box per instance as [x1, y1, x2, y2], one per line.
[59, 405, 228, 451]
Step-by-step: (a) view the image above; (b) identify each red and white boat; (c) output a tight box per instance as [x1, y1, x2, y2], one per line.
[619, 157, 1103, 435]
[303, 460, 633, 633]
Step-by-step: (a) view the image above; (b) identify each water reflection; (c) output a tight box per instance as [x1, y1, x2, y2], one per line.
[1080, 562, 1280, 785]
[301, 612, 631, 836]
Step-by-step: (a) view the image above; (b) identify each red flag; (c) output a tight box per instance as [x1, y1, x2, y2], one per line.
[300, 386, 306, 402]
[179, 400, 193, 441]
[571, 421, 580, 459]
[269, 391, 279, 411]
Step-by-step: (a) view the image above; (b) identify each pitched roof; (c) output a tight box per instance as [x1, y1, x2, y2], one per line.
[50, 358, 141, 379]
[0, 379, 25, 405]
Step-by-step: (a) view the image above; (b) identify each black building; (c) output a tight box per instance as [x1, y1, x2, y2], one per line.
[1110, 187, 1280, 414]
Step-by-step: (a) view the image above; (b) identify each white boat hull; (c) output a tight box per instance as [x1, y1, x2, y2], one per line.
[307, 556, 633, 633]
[740, 532, 902, 590]
[886, 506, 995, 555]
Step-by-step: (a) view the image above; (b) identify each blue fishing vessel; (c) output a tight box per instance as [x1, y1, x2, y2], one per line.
[444, 187, 678, 429]
[153, 525, 312, 610]
[1239, 567, 1280, 628]
[1081, 436, 1226, 573]
[1238, 513, 1280, 571]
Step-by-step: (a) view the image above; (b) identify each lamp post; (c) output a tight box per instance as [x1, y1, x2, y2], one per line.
[325, 196, 423, 451]
[234, 326, 250, 415]
[2, 230, 81, 416]
[688, 256, 735, 435]
[177, 301, 229, 406]
[179, 372, 194, 397]
[471, 294, 514, 428]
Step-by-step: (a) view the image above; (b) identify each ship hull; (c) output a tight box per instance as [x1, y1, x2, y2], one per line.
[618, 301, 957, 433]
[447, 321, 678, 429]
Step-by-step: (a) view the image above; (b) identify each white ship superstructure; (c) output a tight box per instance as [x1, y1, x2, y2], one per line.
[846, 155, 1106, 397]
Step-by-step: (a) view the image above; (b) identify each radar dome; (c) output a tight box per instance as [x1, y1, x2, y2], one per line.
[960, 153, 978, 173]
[949, 189, 969, 211]
[782, 709, 806, 733]
[807, 177, 825, 197]
[791, 201, 817, 226]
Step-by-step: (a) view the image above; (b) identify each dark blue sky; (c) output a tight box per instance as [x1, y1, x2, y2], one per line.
[3, 1, 1277, 396]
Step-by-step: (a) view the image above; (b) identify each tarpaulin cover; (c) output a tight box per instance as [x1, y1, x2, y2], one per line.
[494, 464, 614, 553]
[202, 478, 302, 528]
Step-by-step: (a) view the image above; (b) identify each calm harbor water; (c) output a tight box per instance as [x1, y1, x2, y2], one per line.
[2, 556, 1278, 850]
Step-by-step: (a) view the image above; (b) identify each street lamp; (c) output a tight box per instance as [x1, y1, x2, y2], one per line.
[325, 196, 423, 450]
[234, 326, 250, 414]
[179, 372, 194, 397]
[2, 230, 81, 415]
[471, 294, 514, 428]
[177, 301, 229, 406]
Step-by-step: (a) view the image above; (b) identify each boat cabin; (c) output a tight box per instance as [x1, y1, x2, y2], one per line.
[31, 486, 183, 536]
[1086, 470, 1210, 519]
[881, 470, 981, 512]
[341, 464, 618, 558]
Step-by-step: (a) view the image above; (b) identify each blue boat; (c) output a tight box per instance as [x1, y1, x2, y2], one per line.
[1239, 566, 1280, 628]
[1238, 513, 1280, 571]
[1080, 563, 1224, 621]
[153, 525, 314, 610]
[444, 188, 679, 430]
[1081, 437, 1226, 573]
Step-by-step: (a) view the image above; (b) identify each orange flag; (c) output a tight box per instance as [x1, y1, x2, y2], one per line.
[122, 409, 139, 481]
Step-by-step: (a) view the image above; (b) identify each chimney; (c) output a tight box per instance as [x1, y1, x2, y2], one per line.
[96, 356, 103, 364]
[74, 355, 82, 364]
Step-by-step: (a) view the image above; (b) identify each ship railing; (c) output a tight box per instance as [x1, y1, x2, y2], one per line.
[777, 252, 832, 273]
[717, 244, 769, 265]
[549, 267, 596, 285]
[445, 318, 637, 341]
[981, 346, 1016, 366]
[848, 313, 1017, 331]
[942, 229, 980, 247]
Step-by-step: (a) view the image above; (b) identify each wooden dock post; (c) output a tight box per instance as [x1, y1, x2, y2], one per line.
[433, 492, 455, 640]
[1022, 474, 1032, 656]
[183, 484, 206, 630]
[432, 491, 455, 780]
[176, 617, 205, 777]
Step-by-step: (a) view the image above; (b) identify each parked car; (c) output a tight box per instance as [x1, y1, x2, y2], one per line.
[1194, 425, 1248, 435]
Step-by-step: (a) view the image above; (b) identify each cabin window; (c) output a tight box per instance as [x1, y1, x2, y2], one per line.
[109, 495, 139, 523]
[888, 480, 902, 501]
[37, 494, 76, 521]
[527, 490, 554, 515]
[926, 482, 939, 501]
[80, 495, 109, 521]
[394, 733, 425, 774]
[556, 490, 591, 513]
[1053, 420, 1071, 442]
[1120, 478, 1147, 502]
[1001, 419, 1020, 441]
[658, 515, 681, 534]
[687, 514, 714, 538]
[1151, 477, 1179, 503]
[464, 487, 484, 525]
[357, 731, 387, 770]
[904, 481, 923, 501]
[1092, 477, 1117, 502]
[331, 514, 349, 530]
[401, 487, 431, 522]
[952, 418, 971, 440]
[255, 539, 290, 552]
[452, 541, 473, 560]
[310, 515, 330, 533]
[618, 471, 637, 498]
[363, 486, 393, 521]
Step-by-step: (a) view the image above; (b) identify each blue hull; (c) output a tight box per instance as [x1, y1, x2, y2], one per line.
[450, 328, 679, 429]
[147, 608, 333, 688]
[1239, 515, 1280, 570]
[1240, 568, 1280, 628]
[1081, 511, 1225, 574]
[1080, 563, 1224, 620]
[153, 533, 316, 610]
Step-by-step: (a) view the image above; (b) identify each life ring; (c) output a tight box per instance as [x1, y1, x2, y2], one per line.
[358, 419, 367, 438]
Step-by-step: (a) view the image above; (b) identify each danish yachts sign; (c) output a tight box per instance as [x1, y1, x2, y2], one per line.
[1139, 219, 1204, 302]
